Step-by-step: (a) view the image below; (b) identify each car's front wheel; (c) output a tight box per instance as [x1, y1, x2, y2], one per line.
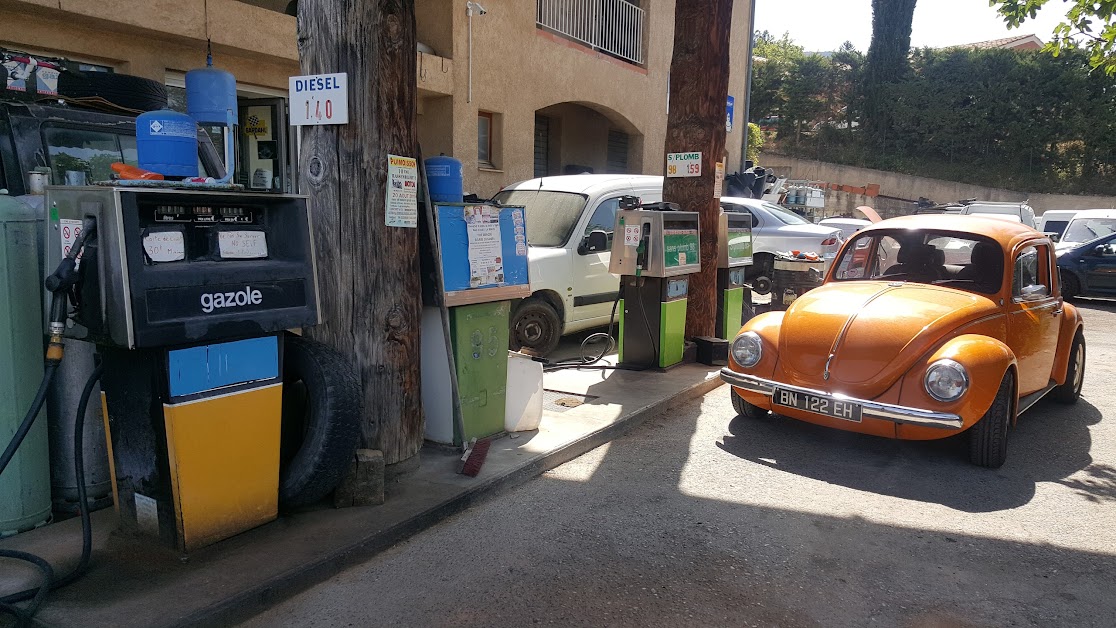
[731, 388, 768, 419]
[1054, 332, 1085, 404]
[510, 298, 562, 357]
[969, 371, 1014, 468]
[1060, 270, 1080, 301]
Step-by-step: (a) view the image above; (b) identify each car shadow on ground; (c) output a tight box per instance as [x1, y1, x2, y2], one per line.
[716, 397, 1102, 513]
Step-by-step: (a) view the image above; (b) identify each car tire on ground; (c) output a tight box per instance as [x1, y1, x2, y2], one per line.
[279, 333, 363, 510]
[968, 371, 1014, 468]
[1060, 270, 1080, 301]
[510, 297, 562, 357]
[57, 70, 168, 112]
[731, 388, 768, 419]
[1053, 332, 1085, 404]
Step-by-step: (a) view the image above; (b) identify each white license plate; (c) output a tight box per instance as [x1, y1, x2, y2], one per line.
[773, 388, 862, 422]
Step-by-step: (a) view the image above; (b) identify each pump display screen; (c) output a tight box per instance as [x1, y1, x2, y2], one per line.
[139, 200, 265, 264]
[662, 220, 699, 268]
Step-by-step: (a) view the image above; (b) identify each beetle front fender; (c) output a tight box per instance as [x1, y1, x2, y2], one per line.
[897, 334, 1017, 439]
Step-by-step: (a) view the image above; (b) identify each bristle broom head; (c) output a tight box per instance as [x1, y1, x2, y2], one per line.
[459, 438, 491, 477]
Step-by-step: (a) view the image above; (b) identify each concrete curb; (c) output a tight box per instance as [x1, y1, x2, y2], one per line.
[176, 376, 725, 627]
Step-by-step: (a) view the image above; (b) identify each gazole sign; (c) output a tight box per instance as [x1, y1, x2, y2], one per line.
[666, 152, 701, 178]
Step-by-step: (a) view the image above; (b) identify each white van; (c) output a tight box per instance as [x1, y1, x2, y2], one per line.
[1037, 210, 1078, 240]
[958, 202, 1038, 230]
[1057, 209, 1116, 251]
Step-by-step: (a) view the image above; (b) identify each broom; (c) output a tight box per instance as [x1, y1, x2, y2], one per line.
[458, 437, 491, 477]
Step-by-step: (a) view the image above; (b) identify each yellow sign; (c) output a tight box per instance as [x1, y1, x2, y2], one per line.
[244, 113, 269, 138]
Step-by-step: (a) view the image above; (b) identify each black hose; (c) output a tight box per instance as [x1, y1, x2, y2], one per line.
[0, 363, 57, 476]
[0, 364, 103, 624]
[543, 288, 654, 373]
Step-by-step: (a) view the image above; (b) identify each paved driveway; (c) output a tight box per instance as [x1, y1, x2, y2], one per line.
[244, 300, 1116, 627]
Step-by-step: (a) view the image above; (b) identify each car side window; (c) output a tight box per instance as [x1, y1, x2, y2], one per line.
[1013, 245, 1051, 299]
[584, 197, 620, 238]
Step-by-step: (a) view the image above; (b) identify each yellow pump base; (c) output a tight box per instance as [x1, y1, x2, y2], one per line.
[100, 335, 284, 552]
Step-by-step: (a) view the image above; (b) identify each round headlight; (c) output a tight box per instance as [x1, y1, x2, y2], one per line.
[731, 332, 763, 368]
[924, 359, 969, 402]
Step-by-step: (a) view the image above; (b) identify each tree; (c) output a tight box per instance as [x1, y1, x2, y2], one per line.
[992, 0, 1116, 74]
[863, 0, 918, 140]
[297, 0, 424, 466]
[749, 31, 805, 122]
[662, 0, 734, 340]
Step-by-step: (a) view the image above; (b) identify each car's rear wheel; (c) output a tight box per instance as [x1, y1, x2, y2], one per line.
[968, 371, 1014, 468]
[1060, 270, 1080, 301]
[731, 388, 768, 419]
[1053, 332, 1085, 404]
[510, 298, 562, 357]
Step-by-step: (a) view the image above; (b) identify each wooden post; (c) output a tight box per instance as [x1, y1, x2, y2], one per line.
[662, 0, 734, 339]
[297, 0, 424, 465]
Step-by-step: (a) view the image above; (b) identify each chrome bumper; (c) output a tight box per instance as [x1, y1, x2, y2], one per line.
[720, 367, 964, 430]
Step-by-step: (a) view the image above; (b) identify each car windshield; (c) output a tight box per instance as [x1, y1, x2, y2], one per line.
[1062, 217, 1116, 243]
[491, 189, 588, 248]
[1043, 220, 1069, 236]
[760, 202, 810, 225]
[831, 230, 1003, 295]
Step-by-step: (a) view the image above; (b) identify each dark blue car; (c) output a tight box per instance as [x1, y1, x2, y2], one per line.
[1058, 231, 1116, 299]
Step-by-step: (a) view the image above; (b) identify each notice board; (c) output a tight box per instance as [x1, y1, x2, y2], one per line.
[435, 202, 531, 307]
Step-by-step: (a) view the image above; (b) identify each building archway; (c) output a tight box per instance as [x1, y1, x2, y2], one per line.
[533, 101, 644, 178]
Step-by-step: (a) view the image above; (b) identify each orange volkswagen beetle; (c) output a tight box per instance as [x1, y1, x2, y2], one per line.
[721, 214, 1086, 467]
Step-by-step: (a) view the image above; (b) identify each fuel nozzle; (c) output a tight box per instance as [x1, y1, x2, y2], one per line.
[43, 215, 98, 364]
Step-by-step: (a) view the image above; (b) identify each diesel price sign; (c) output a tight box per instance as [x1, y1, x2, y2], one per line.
[289, 72, 349, 126]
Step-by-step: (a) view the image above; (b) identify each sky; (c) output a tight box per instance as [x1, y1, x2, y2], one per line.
[753, 0, 1070, 52]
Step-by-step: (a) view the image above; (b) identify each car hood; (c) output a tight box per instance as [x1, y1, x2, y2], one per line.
[777, 282, 997, 398]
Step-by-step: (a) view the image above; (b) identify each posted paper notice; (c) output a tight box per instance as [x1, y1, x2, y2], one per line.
[386, 155, 419, 228]
[464, 204, 504, 287]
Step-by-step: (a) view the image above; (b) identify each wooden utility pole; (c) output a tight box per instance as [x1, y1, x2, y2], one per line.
[662, 0, 734, 339]
[297, 0, 424, 465]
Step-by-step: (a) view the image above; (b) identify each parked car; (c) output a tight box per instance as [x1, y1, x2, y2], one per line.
[493, 175, 844, 355]
[1057, 231, 1116, 299]
[958, 202, 1038, 230]
[818, 217, 872, 240]
[1055, 209, 1116, 252]
[721, 214, 1085, 468]
[1037, 209, 1078, 241]
[719, 197, 844, 294]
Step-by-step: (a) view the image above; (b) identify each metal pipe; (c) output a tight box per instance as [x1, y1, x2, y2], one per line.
[739, 0, 757, 171]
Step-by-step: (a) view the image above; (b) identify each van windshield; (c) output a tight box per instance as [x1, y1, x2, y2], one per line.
[492, 189, 588, 247]
[1063, 217, 1116, 243]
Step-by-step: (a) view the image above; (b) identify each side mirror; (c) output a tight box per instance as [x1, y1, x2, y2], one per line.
[579, 230, 610, 255]
[1019, 284, 1050, 301]
[1092, 245, 1106, 256]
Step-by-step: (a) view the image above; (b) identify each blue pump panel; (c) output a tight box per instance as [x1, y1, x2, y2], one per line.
[166, 335, 279, 398]
[435, 203, 531, 306]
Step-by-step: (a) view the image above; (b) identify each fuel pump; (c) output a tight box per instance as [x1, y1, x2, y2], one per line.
[716, 211, 754, 339]
[44, 186, 319, 552]
[608, 198, 700, 369]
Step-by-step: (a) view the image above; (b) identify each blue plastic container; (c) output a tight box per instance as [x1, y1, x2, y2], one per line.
[425, 155, 463, 203]
[136, 109, 199, 178]
[185, 67, 238, 124]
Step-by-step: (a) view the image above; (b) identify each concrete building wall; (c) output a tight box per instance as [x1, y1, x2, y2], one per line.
[1, 0, 754, 197]
[762, 154, 1116, 213]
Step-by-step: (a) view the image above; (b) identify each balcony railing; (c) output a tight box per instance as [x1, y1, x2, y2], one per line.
[536, 0, 645, 65]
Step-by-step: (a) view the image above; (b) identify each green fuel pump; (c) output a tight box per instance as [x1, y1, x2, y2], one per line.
[716, 211, 754, 339]
[608, 199, 701, 369]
